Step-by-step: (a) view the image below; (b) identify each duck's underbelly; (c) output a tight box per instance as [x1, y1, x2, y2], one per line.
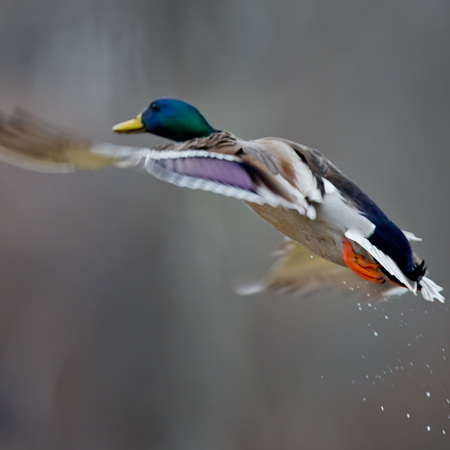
[246, 202, 347, 267]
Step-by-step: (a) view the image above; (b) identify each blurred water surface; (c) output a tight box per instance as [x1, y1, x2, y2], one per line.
[0, 0, 450, 449]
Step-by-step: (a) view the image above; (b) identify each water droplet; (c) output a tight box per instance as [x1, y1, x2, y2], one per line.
[427, 426, 431, 432]
[384, 315, 389, 320]
[310, 255, 313, 258]
[426, 392, 431, 397]
[443, 430, 446, 435]
[320, 375, 324, 379]
[368, 303, 372, 308]
[363, 397, 366, 402]
[350, 287, 354, 291]
[406, 413, 410, 419]
[343, 281, 346, 284]
[381, 406, 384, 411]
[374, 331, 378, 337]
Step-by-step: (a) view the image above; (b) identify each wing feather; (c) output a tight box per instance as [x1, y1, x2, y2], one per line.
[236, 239, 408, 300]
[143, 150, 305, 211]
[0, 109, 119, 171]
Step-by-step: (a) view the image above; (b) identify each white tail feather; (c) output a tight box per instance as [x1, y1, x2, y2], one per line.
[419, 276, 445, 303]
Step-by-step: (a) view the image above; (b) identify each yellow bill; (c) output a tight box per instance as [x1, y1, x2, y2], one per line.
[112, 112, 145, 133]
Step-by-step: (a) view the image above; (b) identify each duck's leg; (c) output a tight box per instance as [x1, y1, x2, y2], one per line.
[343, 238, 385, 283]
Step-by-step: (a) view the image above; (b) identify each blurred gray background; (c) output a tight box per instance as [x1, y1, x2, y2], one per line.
[1, 0, 450, 449]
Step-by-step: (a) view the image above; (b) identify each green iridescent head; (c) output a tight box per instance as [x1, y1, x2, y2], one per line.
[113, 98, 216, 142]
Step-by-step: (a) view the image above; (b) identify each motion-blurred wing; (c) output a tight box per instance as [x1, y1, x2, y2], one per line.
[0, 108, 142, 172]
[237, 239, 407, 300]
[0, 109, 308, 212]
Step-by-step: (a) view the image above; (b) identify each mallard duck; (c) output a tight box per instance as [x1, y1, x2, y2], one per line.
[0, 99, 444, 302]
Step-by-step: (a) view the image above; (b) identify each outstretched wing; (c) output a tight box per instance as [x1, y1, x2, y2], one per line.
[0, 109, 320, 217]
[236, 239, 408, 300]
[0, 108, 125, 172]
[139, 149, 303, 210]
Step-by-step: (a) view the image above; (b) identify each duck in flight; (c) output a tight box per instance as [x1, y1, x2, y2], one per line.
[0, 98, 444, 302]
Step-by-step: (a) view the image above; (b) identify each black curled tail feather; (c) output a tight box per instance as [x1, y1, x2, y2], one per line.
[406, 260, 427, 282]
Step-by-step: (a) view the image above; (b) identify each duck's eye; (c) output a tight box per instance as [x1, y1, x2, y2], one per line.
[150, 102, 159, 111]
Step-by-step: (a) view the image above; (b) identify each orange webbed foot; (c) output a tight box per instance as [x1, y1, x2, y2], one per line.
[343, 238, 385, 284]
